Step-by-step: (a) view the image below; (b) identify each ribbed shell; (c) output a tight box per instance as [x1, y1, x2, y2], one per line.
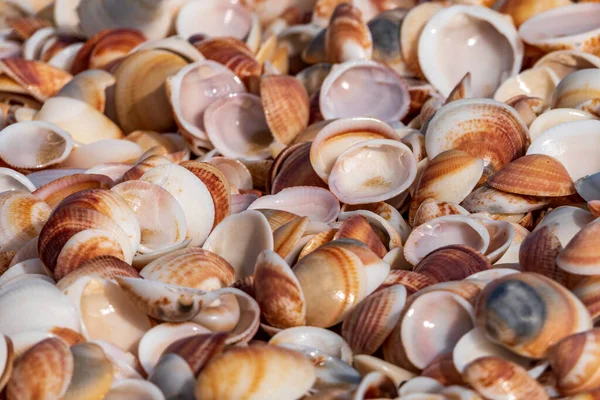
[334, 214, 387, 258]
[0, 58, 72, 102]
[325, 3, 373, 63]
[415, 245, 492, 283]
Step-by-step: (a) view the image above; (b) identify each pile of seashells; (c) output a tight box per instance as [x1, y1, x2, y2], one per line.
[1, 0, 600, 398]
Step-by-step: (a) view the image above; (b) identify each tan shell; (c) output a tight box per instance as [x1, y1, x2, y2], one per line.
[32, 174, 114, 209]
[62, 342, 114, 400]
[499, 0, 573, 28]
[260, 75, 310, 146]
[463, 356, 547, 400]
[573, 276, 600, 323]
[0, 58, 72, 102]
[414, 245, 492, 283]
[56, 255, 140, 291]
[557, 219, 600, 275]
[334, 214, 387, 258]
[325, 3, 372, 64]
[6, 337, 74, 400]
[162, 332, 228, 376]
[0, 190, 51, 252]
[195, 345, 316, 400]
[413, 199, 470, 227]
[378, 270, 435, 295]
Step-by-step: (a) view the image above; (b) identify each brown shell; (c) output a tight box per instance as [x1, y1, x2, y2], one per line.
[256, 209, 299, 231]
[163, 333, 228, 377]
[122, 155, 171, 181]
[194, 37, 261, 87]
[48, 327, 86, 347]
[56, 255, 140, 291]
[557, 220, 600, 276]
[7, 17, 51, 40]
[0, 59, 72, 102]
[488, 154, 575, 197]
[414, 245, 492, 283]
[298, 229, 337, 260]
[260, 75, 310, 145]
[334, 214, 387, 258]
[273, 216, 309, 260]
[589, 200, 600, 218]
[412, 198, 469, 227]
[549, 329, 600, 396]
[463, 356, 547, 400]
[62, 342, 114, 400]
[445, 72, 472, 104]
[240, 159, 272, 192]
[421, 353, 465, 386]
[32, 173, 114, 209]
[0, 191, 51, 252]
[41, 36, 82, 63]
[180, 160, 231, 228]
[341, 284, 405, 356]
[6, 338, 74, 400]
[325, 3, 372, 64]
[499, 0, 573, 27]
[254, 250, 306, 328]
[505, 95, 546, 126]
[0, 252, 15, 276]
[377, 270, 435, 295]
[269, 142, 328, 194]
[574, 277, 600, 323]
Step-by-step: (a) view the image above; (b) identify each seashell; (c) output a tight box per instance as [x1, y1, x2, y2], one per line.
[6, 337, 73, 400]
[269, 326, 352, 364]
[534, 50, 600, 81]
[573, 276, 600, 323]
[204, 157, 253, 191]
[353, 371, 398, 399]
[536, 206, 596, 247]
[202, 210, 273, 281]
[272, 215, 309, 262]
[77, 0, 171, 40]
[529, 108, 598, 142]
[426, 99, 530, 177]
[549, 329, 600, 396]
[325, 3, 372, 64]
[413, 199, 470, 227]
[409, 150, 484, 225]
[319, 60, 410, 122]
[296, 63, 333, 99]
[9, 326, 84, 359]
[440, 386, 484, 400]
[114, 49, 187, 134]
[298, 229, 337, 261]
[105, 379, 164, 400]
[0, 58, 72, 102]
[203, 93, 272, 161]
[519, 3, 600, 55]
[328, 139, 417, 205]
[180, 160, 231, 229]
[260, 75, 310, 146]
[463, 356, 547, 400]
[488, 154, 575, 198]
[195, 345, 316, 400]
[475, 272, 593, 358]
[56, 255, 140, 292]
[250, 186, 340, 223]
[85, 163, 131, 182]
[499, 0, 573, 28]
[342, 284, 406, 356]
[461, 184, 550, 214]
[557, 219, 600, 275]
[421, 353, 464, 387]
[137, 322, 210, 375]
[0, 167, 36, 193]
[340, 201, 409, 247]
[161, 332, 227, 377]
[269, 142, 328, 194]
[378, 270, 435, 295]
[398, 376, 444, 397]
[166, 60, 246, 142]
[7, 17, 51, 40]
[23, 27, 56, 61]
[0, 190, 51, 252]
[334, 215, 387, 257]
[589, 200, 600, 218]
[122, 154, 171, 182]
[527, 119, 600, 181]
[141, 163, 215, 247]
[404, 215, 490, 266]
[32, 173, 113, 209]
[579, 98, 600, 118]
[56, 69, 115, 113]
[61, 139, 142, 169]
[419, 6, 523, 98]
[0, 121, 73, 170]
[62, 342, 114, 400]
[384, 290, 475, 371]
[366, 9, 411, 77]
[354, 354, 416, 387]
[414, 245, 492, 283]
[505, 95, 547, 127]
[0, 258, 50, 287]
[0, 276, 80, 335]
[131, 35, 205, 62]
[148, 351, 196, 398]
[493, 66, 559, 105]
[553, 68, 600, 110]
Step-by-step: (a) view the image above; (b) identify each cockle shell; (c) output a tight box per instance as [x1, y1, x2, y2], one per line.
[325, 3, 372, 64]
[419, 6, 523, 97]
[56, 255, 140, 291]
[269, 326, 352, 364]
[426, 98, 530, 176]
[55, 69, 115, 114]
[461, 184, 549, 214]
[475, 272, 593, 359]
[493, 66, 559, 105]
[0, 58, 72, 102]
[414, 245, 492, 283]
[529, 108, 598, 142]
[62, 342, 114, 400]
[0, 190, 51, 252]
[557, 219, 600, 275]
[553, 68, 600, 109]
[536, 206, 596, 248]
[32, 173, 113, 209]
[413, 199, 470, 227]
[269, 141, 328, 194]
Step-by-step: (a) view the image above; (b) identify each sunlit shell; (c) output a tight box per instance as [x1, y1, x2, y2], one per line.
[413, 199, 470, 227]
[32, 173, 113, 209]
[56, 255, 140, 291]
[334, 215, 387, 258]
[0, 190, 51, 252]
[461, 184, 549, 214]
[494, 67, 559, 105]
[553, 68, 600, 109]
[475, 272, 593, 358]
[339, 202, 408, 248]
[0, 58, 72, 102]
[557, 219, 600, 275]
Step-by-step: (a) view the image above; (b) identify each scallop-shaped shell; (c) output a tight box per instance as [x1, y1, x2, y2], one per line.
[261, 75, 310, 146]
[463, 356, 547, 400]
[270, 142, 328, 194]
[461, 184, 549, 214]
[413, 199, 470, 227]
[426, 99, 530, 176]
[328, 139, 417, 205]
[166, 60, 246, 142]
[203, 93, 272, 161]
[553, 68, 600, 109]
[409, 150, 484, 225]
[419, 6, 523, 98]
[114, 49, 187, 134]
[342, 284, 406, 356]
[319, 60, 410, 122]
[557, 219, 600, 275]
[0, 190, 51, 252]
[195, 345, 316, 400]
[6, 337, 73, 400]
[325, 3, 372, 64]
[415, 245, 492, 283]
[549, 329, 600, 396]
[379, 270, 436, 295]
[0, 121, 73, 170]
[573, 276, 600, 323]
[32, 173, 113, 210]
[404, 215, 490, 266]
[519, 3, 600, 55]
[254, 250, 306, 329]
[140, 247, 234, 291]
[334, 215, 387, 258]
[488, 154, 575, 197]
[34, 96, 123, 145]
[162, 332, 228, 376]
[56, 255, 140, 291]
[527, 120, 600, 181]
[141, 163, 215, 247]
[0, 58, 72, 102]
[475, 272, 593, 358]
[272, 215, 309, 262]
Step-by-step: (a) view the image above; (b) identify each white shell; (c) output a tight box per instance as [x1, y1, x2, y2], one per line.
[175, 0, 254, 41]
[528, 108, 597, 142]
[0, 167, 36, 193]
